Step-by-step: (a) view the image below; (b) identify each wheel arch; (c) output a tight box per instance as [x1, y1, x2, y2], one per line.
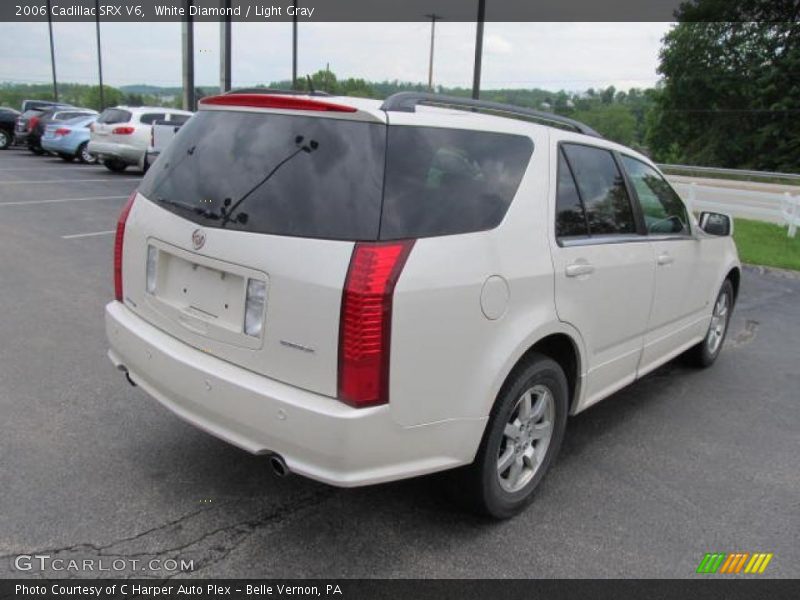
[726, 266, 741, 302]
[493, 329, 585, 418]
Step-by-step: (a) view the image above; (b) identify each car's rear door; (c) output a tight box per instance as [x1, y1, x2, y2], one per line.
[549, 141, 655, 410]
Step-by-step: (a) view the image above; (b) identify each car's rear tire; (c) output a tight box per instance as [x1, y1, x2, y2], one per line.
[104, 160, 127, 172]
[0, 129, 10, 150]
[453, 353, 569, 519]
[685, 279, 734, 368]
[78, 142, 96, 164]
[58, 153, 75, 162]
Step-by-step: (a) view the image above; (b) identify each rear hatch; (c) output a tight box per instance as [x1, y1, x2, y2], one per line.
[121, 98, 533, 398]
[123, 102, 387, 397]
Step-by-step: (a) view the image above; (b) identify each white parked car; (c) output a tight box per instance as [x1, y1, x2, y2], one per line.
[89, 106, 193, 172]
[106, 92, 741, 518]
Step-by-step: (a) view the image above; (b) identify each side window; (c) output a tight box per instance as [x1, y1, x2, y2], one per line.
[140, 113, 166, 125]
[555, 148, 588, 238]
[562, 144, 637, 235]
[621, 155, 690, 235]
[169, 114, 191, 125]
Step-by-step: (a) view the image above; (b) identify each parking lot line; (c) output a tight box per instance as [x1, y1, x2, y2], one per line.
[0, 178, 141, 184]
[62, 230, 116, 240]
[0, 195, 128, 207]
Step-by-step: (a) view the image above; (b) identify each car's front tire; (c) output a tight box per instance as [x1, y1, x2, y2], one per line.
[685, 279, 735, 368]
[455, 354, 569, 519]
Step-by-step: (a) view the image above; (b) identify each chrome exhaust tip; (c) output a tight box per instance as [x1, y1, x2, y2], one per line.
[269, 455, 290, 478]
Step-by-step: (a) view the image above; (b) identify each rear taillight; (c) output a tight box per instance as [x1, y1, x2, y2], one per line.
[114, 192, 137, 302]
[338, 240, 415, 408]
[112, 126, 135, 135]
[29, 116, 39, 130]
[54, 127, 71, 136]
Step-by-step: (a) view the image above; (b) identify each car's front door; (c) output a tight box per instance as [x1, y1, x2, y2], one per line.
[549, 142, 655, 411]
[619, 156, 710, 375]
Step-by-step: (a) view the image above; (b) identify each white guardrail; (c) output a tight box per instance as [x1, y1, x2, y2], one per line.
[659, 165, 800, 238]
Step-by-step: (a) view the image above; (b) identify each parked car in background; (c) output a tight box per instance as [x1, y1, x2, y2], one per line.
[20, 99, 64, 113]
[0, 107, 20, 149]
[106, 91, 741, 518]
[89, 106, 194, 172]
[15, 104, 73, 147]
[27, 107, 98, 154]
[41, 115, 99, 163]
[144, 114, 193, 172]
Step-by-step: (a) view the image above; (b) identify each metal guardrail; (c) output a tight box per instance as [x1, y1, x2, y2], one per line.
[658, 163, 800, 182]
[668, 180, 800, 238]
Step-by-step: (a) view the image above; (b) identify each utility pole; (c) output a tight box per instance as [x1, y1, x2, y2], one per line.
[292, 1, 298, 89]
[426, 13, 442, 92]
[182, 0, 195, 110]
[472, 0, 486, 99]
[220, 0, 232, 92]
[95, 0, 104, 109]
[45, 0, 58, 101]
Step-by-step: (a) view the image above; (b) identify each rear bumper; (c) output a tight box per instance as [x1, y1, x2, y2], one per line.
[88, 141, 143, 166]
[42, 137, 79, 155]
[106, 301, 485, 487]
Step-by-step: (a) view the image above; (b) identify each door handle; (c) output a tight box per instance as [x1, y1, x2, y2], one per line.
[565, 263, 595, 277]
[656, 253, 674, 266]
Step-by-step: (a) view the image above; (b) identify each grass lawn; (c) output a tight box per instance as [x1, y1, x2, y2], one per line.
[733, 218, 800, 271]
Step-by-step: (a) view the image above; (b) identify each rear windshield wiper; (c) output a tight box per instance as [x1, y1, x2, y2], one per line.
[220, 136, 319, 228]
[155, 196, 223, 220]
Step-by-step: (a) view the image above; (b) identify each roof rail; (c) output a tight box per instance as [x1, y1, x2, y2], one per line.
[380, 92, 602, 138]
[228, 87, 331, 97]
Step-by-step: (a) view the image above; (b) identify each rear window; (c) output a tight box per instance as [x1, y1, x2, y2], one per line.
[98, 108, 132, 125]
[139, 111, 533, 241]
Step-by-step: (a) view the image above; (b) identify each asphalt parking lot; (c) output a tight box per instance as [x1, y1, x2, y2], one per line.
[0, 147, 798, 579]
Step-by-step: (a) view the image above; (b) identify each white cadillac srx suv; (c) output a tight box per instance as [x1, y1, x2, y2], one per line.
[106, 91, 740, 518]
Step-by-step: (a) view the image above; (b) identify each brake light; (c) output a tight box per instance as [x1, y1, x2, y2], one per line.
[338, 240, 415, 408]
[54, 128, 71, 136]
[114, 192, 137, 302]
[199, 93, 357, 113]
[112, 126, 135, 135]
[29, 116, 39, 130]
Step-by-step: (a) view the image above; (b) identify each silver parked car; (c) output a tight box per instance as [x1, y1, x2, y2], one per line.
[88, 106, 194, 172]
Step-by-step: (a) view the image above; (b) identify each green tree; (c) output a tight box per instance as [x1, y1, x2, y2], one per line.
[648, 2, 800, 171]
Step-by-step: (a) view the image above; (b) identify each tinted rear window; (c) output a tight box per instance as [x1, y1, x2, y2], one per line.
[98, 109, 132, 124]
[140, 111, 386, 240]
[139, 111, 533, 241]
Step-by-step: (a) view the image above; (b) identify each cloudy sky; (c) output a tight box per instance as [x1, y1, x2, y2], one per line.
[0, 22, 672, 91]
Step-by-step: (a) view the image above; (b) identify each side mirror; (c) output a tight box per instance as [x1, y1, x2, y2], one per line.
[698, 212, 733, 236]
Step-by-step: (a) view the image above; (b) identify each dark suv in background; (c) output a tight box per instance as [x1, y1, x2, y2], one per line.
[0, 107, 19, 149]
[15, 104, 73, 148]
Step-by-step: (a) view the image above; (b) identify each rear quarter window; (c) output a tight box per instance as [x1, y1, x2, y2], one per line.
[140, 113, 167, 125]
[379, 127, 533, 239]
[98, 109, 132, 125]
